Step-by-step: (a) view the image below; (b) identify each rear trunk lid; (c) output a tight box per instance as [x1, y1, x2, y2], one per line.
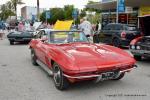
[125, 30, 141, 40]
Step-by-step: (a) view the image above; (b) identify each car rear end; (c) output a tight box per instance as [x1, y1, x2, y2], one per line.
[119, 25, 141, 47]
[7, 31, 34, 44]
[130, 36, 150, 59]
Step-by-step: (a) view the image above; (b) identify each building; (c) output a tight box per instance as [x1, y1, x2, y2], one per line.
[86, 0, 150, 28]
[21, 6, 46, 20]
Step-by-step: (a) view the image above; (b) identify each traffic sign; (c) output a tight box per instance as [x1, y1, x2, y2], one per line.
[118, 0, 125, 12]
[72, 9, 78, 19]
[45, 11, 51, 19]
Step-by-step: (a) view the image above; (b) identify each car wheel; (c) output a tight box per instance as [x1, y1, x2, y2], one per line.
[113, 38, 121, 47]
[52, 63, 69, 90]
[10, 41, 14, 45]
[31, 49, 38, 66]
[134, 55, 142, 61]
[113, 73, 125, 80]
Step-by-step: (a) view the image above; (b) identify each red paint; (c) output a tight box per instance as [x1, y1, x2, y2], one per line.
[130, 36, 143, 45]
[29, 39, 136, 82]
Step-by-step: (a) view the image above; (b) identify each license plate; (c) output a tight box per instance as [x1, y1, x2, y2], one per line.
[101, 72, 115, 80]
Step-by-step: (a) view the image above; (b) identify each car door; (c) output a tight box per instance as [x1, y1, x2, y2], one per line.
[99, 24, 113, 44]
[34, 31, 47, 64]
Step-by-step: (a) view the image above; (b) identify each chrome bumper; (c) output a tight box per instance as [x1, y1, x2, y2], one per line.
[63, 65, 137, 80]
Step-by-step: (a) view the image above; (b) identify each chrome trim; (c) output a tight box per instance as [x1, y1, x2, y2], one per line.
[36, 60, 53, 76]
[63, 65, 137, 79]
[120, 65, 137, 73]
[63, 74, 102, 79]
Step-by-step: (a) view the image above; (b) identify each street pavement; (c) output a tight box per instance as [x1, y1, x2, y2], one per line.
[0, 37, 150, 100]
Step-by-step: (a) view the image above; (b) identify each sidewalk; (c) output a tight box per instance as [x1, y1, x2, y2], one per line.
[0, 30, 11, 40]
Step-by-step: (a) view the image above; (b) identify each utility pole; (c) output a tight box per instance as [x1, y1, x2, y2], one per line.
[37, 0, 40, 21]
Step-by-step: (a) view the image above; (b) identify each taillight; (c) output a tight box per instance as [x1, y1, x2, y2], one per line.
[141, 32, 144, 36]
[121, 31, 126, 39]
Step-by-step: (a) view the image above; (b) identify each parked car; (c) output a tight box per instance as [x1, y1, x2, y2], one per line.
[29, 29, 137, 90]
[99, 23, 141, 47]
[7, 31, 34, 45]
[130, 15, 150, 60]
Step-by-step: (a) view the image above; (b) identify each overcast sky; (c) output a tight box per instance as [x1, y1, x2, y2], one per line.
[1, 0, 100, 15]
[1, 0, 100, 8]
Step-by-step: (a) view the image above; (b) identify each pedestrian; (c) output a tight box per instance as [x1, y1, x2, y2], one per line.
[93, 21, 100, 43]
[78, 17, 93, 42]
[0, 29, 4, 40]
[18, 22, 24, 31]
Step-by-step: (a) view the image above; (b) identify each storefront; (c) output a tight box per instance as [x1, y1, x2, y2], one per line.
[86, 0, 150, 29]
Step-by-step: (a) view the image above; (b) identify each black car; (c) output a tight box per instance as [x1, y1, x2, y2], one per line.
[99, 23, 141, 47]
[7, 31, 34, 45]
[130, 15, 150, 60]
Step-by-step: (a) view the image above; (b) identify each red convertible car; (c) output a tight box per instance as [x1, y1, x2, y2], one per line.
[29, 29, 137, 90]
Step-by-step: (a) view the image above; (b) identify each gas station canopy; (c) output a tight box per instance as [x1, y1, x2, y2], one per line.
[86, 0, 150, 10]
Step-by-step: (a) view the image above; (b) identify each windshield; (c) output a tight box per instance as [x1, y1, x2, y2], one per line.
[11, 31, 32, 35]
[11, 31, 22, 34]
[48, 31, 89, 43]
[124, 25, 137, 31]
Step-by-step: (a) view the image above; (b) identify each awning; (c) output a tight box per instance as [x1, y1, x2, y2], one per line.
[86, 0, 150, 10]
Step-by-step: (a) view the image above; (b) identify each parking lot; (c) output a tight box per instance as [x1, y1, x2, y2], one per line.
[0, 38, 150, 100]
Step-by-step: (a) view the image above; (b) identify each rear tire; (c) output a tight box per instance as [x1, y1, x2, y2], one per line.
[113, 38, 121, 47]
[52, 63, 69, 90]
[10, 41, 14, 45]
[134, 55, 142, 61]
[31, 49, 38, 66]
[113, 73, 125, 80]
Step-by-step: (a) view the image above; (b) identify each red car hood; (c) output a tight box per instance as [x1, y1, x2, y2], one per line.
[57, 43, 135, 72]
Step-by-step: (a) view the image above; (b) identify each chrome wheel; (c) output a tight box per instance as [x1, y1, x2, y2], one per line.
[53, 65, 61, 86]
[31, 49, 38, 66]
[52, 63, 69, 90]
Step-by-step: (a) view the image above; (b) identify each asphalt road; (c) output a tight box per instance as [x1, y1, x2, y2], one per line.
[0, 38, 150, 100]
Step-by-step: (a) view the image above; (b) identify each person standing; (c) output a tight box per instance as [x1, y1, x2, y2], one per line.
[18, 22, 24, 31]
[78, 17, 93, 42]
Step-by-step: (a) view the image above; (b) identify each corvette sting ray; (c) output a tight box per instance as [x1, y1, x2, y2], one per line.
[29, 29, 137, 90]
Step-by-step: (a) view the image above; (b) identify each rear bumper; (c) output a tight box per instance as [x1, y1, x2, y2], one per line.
[8, 38, 32, 42]
[63, 65, 137, 79]
[130, 49, 150, 57]
[120, 39, 131, 47]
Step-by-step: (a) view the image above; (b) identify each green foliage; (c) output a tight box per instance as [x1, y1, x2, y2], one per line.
[64, 5, 74, 20]
[40, 8, 65, 24]
[40, 5, 76, 24]
[85, 0, 101, 13]
[0, 0, 23, 20]
[0, 4, 15, 20]
[87, 13, 101, 24]
[80, 9, 86, 18]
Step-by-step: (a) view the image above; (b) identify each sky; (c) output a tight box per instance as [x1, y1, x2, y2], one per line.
[1, 0, 100, 15]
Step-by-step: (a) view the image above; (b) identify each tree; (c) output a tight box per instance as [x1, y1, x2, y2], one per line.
[80, 9, 86, 18]
[87, 13, 101, 24]
[64, 5, 74, 20]
[40, 8, 65, 24]
[0, 4, 15, 20]
[8, 0, 24, 18]
[85, 1, 101, 13]
[40, 5, 77, 24]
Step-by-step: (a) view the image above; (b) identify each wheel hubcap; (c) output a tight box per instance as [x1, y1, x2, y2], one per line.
[53, 65, 61, 85]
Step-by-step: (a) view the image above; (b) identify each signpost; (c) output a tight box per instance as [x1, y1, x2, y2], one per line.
[45, 11, 51, 24]
[72, 9, 79, 28]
